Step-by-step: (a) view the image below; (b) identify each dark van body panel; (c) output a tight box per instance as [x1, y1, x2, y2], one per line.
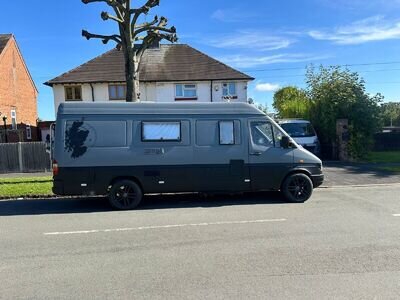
[53, 102, 324, 197]
[53, 163, 324, 196]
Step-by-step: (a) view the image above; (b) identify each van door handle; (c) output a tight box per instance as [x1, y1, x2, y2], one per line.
[251, 151, 262, 156]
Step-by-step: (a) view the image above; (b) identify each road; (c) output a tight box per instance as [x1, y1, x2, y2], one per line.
[1, 184, 400, 299]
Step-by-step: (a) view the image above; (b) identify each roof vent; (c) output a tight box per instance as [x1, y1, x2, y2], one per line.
[148, 40, 160, 50]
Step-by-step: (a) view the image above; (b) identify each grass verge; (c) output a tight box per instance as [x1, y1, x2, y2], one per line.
[365, 151, 400, 163]
[0, 176, 53, 198]
[376, 166, 400, 173]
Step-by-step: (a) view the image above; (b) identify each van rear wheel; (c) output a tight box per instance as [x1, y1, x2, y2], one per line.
[109, 180, 143, 210]
[282, 173, 313, 203]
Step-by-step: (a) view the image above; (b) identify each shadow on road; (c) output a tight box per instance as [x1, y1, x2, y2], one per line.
[0, 192, 287, 216]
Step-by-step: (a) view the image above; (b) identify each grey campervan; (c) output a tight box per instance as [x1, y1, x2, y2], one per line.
[53, 102, 324, 209]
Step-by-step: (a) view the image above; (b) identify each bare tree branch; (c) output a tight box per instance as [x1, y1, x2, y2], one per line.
[82, 0, 125, 19]
[134, 15, 159, 31]
[131, 0, 160, 26]
[135, 25, 176, 37]
[133, 16, 176, 38]
[82, 0, 124, 10]
[137, 30, 177, 58]
[82, 30, 122, 45]
[101, 11, 123, 23]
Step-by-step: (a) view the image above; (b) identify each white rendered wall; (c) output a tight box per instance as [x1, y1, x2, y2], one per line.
[53, 80, 249, 114]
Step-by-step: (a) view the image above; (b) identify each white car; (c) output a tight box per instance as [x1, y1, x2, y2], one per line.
[278, 119, 321, 155]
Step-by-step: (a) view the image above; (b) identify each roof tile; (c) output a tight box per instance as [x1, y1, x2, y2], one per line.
[0, 34, 12, 54]
[45, 44, 253, 86]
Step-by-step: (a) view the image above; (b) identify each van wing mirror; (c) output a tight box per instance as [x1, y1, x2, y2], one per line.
[281, 136, 290, 149]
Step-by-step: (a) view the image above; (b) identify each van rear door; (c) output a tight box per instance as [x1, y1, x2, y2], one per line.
[248, 119, 294, 191]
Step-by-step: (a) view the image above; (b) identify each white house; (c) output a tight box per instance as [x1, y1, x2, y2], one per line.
[45, 44, 254, 114]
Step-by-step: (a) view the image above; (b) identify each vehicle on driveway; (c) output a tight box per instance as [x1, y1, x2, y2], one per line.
[52, 102, 324, 209]
[278, 119, 320, 155]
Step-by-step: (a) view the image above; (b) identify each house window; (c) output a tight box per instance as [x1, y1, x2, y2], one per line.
[11, 109, 17, 130]
[142, 122, 181, 142]
[222, 82, 237, 99]
[219, 121, 235, 145]
[26, 124, 32, 140]
[175, 84, 197, 100]
[65, 86, 82, 101]
[109, 84, 126, 100]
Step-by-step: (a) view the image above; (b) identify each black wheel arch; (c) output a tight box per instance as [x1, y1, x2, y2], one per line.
[281, 168, 314, 190]
[108, 176, 144, 193]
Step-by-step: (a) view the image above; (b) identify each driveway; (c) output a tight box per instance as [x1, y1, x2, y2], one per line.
[322, 162, 400, 187]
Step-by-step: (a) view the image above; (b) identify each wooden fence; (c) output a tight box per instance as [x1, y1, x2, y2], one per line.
[0, 142, 51, 174]
[374, 132, 400, 151]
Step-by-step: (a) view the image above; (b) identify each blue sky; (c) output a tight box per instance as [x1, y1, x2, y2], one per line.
[2, 0, 400, 120]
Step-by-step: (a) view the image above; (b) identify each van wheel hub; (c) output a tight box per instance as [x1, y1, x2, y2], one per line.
[109, 180, 143, 210]
[282, 173, 314, 203]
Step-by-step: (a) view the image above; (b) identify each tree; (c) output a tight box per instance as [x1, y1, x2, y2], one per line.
[82, 0, 178, 102]
[273, 86, 311, 119]
[380, 102, 400, 127]
[248, 98, 268, 114]
[306, 66, 383, 159]
[256, 103, 268, 115]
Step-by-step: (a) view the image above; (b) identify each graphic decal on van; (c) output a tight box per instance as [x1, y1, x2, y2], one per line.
[65, 121, 89, 158]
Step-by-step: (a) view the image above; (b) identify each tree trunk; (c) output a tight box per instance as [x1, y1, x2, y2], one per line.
[124, 48, 135, 102]
[124, 48, 140, 102]
[122, 1, 140, 103]
[125, 49, 140, 102]
[133, 55, 140, 102]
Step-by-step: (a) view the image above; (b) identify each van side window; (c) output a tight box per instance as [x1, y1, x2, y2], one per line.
[250, 121, 275, 147]
[142, 122, 181, 142]
[219, 121, 235, 145]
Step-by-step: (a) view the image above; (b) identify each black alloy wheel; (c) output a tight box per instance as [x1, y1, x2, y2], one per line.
[282, 173, 313, 203]
[109, 180, 143, 210]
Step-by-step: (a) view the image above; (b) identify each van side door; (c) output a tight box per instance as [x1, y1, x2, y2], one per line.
[248, 119, 294, 191]
[193, 119, 250, 192]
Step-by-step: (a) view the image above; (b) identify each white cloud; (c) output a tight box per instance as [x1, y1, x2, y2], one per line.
[208, 31, 294, 51]
[219, 53, 330, 68]
[255, 82, 281, 92]
[309, 15, 400, 45]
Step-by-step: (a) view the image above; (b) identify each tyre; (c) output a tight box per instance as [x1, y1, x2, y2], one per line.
[282, 173, 313, 203]
[109, 180, 143, 210]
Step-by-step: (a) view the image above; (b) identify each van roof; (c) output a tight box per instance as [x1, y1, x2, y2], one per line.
[58, 102, 266, 116]
[278, 119, 311, 124]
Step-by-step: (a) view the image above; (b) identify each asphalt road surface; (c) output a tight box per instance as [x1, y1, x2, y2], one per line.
[1, 184, 400, 299]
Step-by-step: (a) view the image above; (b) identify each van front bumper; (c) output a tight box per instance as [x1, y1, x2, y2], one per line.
[311, 174, 324, 188]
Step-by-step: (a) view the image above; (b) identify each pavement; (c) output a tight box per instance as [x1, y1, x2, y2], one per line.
[1, 184, 400, 299]
[0, 171, 52, 178]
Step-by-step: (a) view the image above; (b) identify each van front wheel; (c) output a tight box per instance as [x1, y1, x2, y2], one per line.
[282, 173, 313, 203]
[109, 180, 143, 210]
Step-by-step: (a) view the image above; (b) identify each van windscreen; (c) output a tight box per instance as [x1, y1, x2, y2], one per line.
[280, 123, 316, 138]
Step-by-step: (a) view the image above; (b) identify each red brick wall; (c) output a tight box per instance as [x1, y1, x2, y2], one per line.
[0, 37, 38, 142]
